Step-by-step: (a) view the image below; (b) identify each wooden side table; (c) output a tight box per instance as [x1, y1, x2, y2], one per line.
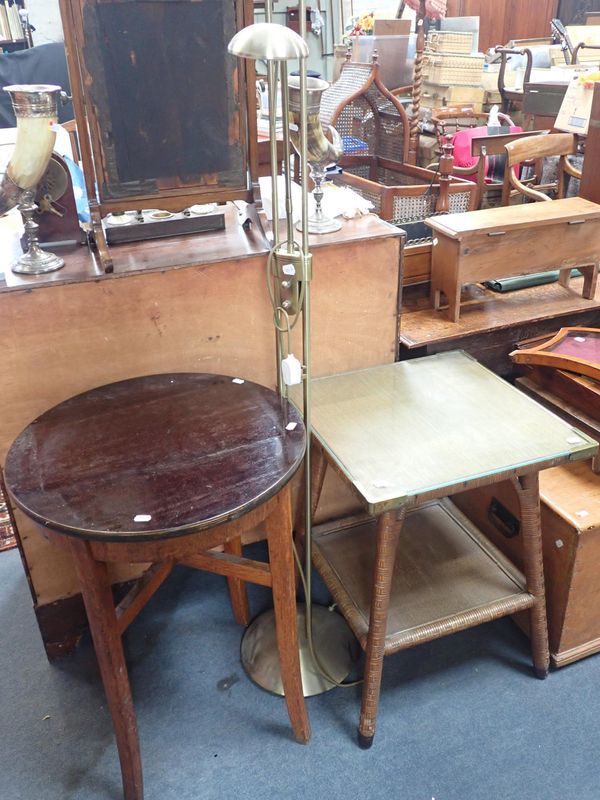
[297, 351, 597, 748]
[427, 197, 600, 322]
[4, 373, 310, 800]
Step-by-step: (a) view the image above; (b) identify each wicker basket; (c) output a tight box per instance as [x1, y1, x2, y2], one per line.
[334, 156, 477, 234]
[423, 52, 485, 86]
[426, 30, 473, 55]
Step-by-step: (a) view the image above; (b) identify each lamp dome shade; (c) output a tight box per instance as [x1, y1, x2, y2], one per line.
[228, 23, 309, 61]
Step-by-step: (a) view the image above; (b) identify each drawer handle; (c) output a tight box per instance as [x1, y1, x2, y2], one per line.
[568, 219, 586, 225]
[488, 498, 520, 539]
[488, 231, 507, 237]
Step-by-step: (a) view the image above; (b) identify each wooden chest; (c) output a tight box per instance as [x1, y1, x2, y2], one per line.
[452, 460, 600, 667]
[427, 198, 600, 322]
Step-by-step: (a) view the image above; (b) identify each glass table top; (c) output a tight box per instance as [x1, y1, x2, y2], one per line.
[296, 351, 598, 514]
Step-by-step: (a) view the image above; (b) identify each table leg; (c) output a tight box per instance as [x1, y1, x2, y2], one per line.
[581, 263, 598, 300]
[266, 485, 311, 744]
[69, 539, 143, 800]
[558, 267, 572, 290]
[358, 507, 405, 749]
[512, 472, 550, 679]
[223, 537, 251, 627]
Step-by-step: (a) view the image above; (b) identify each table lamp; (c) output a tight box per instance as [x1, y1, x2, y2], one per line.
[228, 3, 355, 697]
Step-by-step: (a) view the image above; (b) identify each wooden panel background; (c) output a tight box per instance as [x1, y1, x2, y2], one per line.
[446, 0, 559, 51]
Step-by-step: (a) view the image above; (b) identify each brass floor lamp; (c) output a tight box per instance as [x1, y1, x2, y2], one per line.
[228, 3, 355, 697]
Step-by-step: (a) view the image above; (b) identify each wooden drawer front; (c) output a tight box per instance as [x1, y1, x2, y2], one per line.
[459, 219, 600, 283]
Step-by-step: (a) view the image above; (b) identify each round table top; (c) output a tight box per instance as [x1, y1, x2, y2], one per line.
[4, 373, 305, 542]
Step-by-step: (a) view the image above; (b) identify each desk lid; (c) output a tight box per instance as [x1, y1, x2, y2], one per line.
[426, 197, 600, 239]
[299, 351, 597, 515]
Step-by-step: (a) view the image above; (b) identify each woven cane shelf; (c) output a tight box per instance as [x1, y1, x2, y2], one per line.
[312, 498, 534, 654]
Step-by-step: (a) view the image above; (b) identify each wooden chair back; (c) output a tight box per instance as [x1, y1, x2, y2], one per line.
[436, 129, 545, 210]
[431, 105, 513, 148]
[503, 133, 579, 204]
[495, 46, 534, 113]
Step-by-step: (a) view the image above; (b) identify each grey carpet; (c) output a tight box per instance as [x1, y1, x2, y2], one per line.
[2, 545, 599, 800]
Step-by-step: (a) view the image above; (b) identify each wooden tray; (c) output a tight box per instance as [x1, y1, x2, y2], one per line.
[510, 326, 600, 381]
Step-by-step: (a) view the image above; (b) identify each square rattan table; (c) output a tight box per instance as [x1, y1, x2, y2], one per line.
[301, 351, 597, 748]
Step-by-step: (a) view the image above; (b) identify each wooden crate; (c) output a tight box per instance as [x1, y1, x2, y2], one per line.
[452, 460, 600, 667]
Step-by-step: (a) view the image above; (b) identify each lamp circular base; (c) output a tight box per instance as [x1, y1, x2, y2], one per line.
[12, 249, 65, 275]
[241, 604, 357, 697]
[296, 216, 342, 235]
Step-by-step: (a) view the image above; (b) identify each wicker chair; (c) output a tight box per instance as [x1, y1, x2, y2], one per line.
[321, 54, 476, 239]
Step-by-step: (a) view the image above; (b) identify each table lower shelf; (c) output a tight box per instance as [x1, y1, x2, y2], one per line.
[313, 498, 535, 654]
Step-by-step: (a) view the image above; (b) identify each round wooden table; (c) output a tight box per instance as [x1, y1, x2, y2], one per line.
[4, 373, 310, 800]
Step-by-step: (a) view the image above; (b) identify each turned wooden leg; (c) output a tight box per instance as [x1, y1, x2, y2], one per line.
[224, 537, 251, 627]
[69, 539, 143, 800]
[358, 508, 405, 749]
[512, 472, 550, 679]
[266, 485, 310, 744]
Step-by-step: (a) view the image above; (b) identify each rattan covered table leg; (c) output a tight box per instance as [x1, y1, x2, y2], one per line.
[69, 539, 144, 800]
[358, 507, 406, 749]
[512, 472, 550, 679]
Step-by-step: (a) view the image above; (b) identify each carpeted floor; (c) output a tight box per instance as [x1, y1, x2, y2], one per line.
[2, 544, 599, 800]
